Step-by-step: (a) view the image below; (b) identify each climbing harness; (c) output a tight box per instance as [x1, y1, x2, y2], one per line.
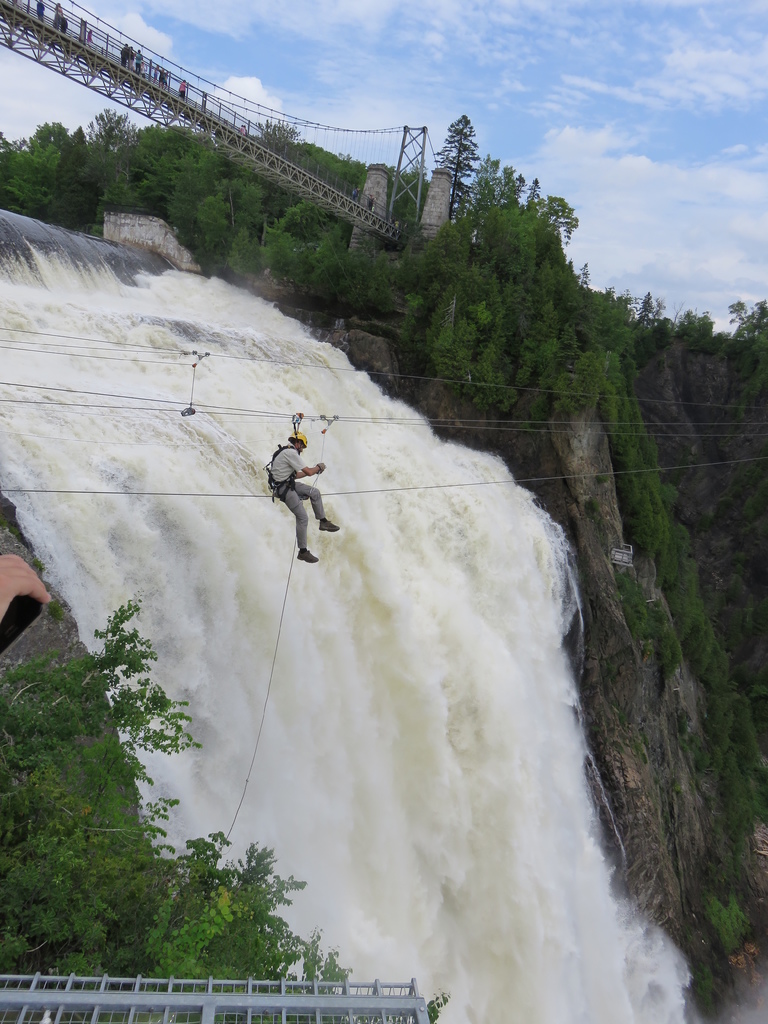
[265, 443, 297, 503]
[264, 412, 305, 502]
[180, 350, 210, 416]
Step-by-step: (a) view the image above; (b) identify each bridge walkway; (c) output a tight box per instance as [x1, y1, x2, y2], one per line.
[0, 0, 406, 242]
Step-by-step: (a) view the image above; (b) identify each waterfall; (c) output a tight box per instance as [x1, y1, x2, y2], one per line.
[0, 213, 692, 1023]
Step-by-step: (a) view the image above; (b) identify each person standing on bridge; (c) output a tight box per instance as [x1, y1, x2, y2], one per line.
[267, 432, 340, 564]
[36, 0, 44, 21]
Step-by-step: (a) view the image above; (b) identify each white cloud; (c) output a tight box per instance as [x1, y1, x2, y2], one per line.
[647, 36, 768, 110]
[0, 49, 142, 140]
[114, 12, 173, 58]
[559, 75, 666, 110]
[525, 125, 768, 326]
[219, 77, 283, 115]
[136, 0, 405, 39]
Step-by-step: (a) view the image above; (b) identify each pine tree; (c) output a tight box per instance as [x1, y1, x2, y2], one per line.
[514, 173, 527, 203]
[436, 114, 480, 220]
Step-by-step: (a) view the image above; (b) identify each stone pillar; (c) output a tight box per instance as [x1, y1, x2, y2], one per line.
[419, 168, 452, 241]
[349, 163, 390, 250]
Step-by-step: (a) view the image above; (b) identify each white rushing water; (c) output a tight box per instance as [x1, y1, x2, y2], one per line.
[0, 226, 693, 1023]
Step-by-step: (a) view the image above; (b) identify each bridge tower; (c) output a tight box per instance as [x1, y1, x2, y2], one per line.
[419, 167, 452, 241]
[389, 126, 427, 221]
[349, 164, 390, 250]
[350, 127, 450, 250]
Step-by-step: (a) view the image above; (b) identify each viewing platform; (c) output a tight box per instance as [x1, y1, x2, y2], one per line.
[0, 974, 431, 1024]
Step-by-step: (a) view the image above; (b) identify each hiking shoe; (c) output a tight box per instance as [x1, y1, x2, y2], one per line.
[319, 519, 340, 532]
[297, 548, 319, 563]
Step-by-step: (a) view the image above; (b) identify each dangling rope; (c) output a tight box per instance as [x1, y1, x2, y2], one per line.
[225, 538, 296, 840]
[308, 415, 337, 496]
[180, 350, 210, 417]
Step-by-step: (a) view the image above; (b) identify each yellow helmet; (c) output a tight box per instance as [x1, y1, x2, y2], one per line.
[291, 431, 308, 448]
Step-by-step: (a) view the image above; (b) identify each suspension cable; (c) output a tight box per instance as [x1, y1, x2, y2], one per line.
[3, 454, 768, 500]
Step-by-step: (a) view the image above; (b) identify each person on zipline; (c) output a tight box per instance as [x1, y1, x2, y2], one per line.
[269, 432, 340, 563]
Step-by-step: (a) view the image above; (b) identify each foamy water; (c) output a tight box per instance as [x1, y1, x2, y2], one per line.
[0, 219, 692, 1023]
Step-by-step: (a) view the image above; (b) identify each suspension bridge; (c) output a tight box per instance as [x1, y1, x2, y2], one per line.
[0, 0, 451, 243]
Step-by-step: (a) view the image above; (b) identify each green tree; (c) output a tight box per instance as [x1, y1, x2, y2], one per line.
[469, 155, 518, 216]
[436, 114, 480, 220]
[50, 127, 99, 229]
[539, 195, 579, 245]
[726, 300, 768, 396]
[86, 109, 139, 194]
[0, 133, 60, 220]
[0, 602, 194, 973]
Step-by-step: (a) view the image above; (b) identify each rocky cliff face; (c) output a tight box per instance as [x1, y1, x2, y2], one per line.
[103, 212, 201, 274]
[635, 342, 768, 960]
[635, 344, 768, 731]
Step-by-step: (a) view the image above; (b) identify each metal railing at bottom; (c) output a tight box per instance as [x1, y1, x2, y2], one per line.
[0, 975, 431, 1024]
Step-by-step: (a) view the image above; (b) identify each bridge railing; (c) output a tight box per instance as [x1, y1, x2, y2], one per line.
[4, 0, 403, 225]
[0, 974, 432, 1024]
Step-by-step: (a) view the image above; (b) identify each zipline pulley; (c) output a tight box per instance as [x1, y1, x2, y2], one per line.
[180, 350, 210, 417]
[319, 414, 339, 435]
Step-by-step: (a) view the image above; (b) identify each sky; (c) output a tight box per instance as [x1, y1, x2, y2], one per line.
[2, 0, 768, 328]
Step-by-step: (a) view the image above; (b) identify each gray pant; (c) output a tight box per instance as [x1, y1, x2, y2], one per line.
[283, 481, 325, 549]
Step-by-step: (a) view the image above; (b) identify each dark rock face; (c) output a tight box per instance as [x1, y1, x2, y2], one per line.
[635, 344, 768, 717]
[324, 328, 400, 380]
[636, 344, 768, 956]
